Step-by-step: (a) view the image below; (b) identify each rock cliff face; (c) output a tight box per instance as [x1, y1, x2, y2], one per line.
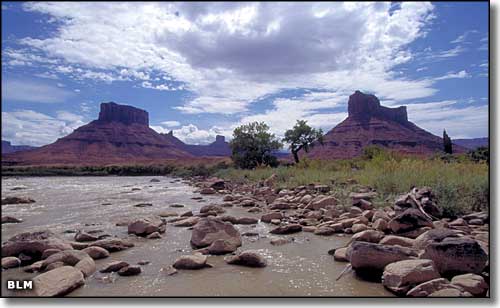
[161, 132, 231, 157]
[304, 91, 467, 159]
[3, 103, 193, 165]
[97, 102, 149, 126]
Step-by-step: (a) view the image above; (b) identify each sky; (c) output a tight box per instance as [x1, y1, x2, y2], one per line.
[1, 1, 489, 147]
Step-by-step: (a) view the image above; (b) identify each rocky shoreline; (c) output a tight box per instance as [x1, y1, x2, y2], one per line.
[1, 175, 489, 297]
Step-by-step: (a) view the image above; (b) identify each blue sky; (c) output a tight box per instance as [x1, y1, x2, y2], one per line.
[1, 2, 488, 146]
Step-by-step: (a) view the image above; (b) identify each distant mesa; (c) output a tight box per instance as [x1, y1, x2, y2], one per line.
[304, 90, 468, 159]
[3, 102, 232, 165]
[1, 140, 37, 155]
[453, 137, 488, 150]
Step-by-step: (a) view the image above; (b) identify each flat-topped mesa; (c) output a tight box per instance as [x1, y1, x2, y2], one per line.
[348, 91, 408, 125]
[98, 102, 149, 126]
[214, 135, 225, 143]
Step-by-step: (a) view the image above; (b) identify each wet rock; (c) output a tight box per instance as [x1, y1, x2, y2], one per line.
[398, 227, 432, 239]
[429, 288, 472, 297]
[235, 217, 258, 225]
[33, 266, 85, 297]
[41, 250, 89, 269]
[333, 247, 349, 262]
[24, 260, 43, 273]
[180, 211, 193, 217]
[463, 211, 488, 223]
[157, 211, 178, 217]
[240, 199, 257, 207]
[351, 230, 385, 243]
[200, 188, 216, 195]
[269, 224, 302, 235]
[1, 230, 72, 263]
[2, 216, 23, 224]
[261, 212, 283, 223]
[133, 203, 153, 207]
[2, 256, 21, 269]
[190, 217, 242, 248]
[200, 204, 225, 214]
[174, 216, 201, 227]
[270, 238, 292, 246]
[218, 215, 238, 224]
[82, 246, 110, 260]
[205, 239, 238, 255]
[128, 217, 166, 236]
[160, 265, 178, 276]
[407, 278, 457, 297]
[382, 259, 440, 295]
[379, 235, 415, 247]
[421, 237, 488, 276]
[118, 265, 142, 276]
[247, 207, 262, 213]
[150, 179, 160, 182]
[170, 203, 185, 208]
[1, 196, 35, 205]
[69, 241, 89, 250]
[146, 232, 162, 239]
[173, 254, 208, 270]
[137, 260, 150, 265]
[223, 195, 235, 202]
[41, 249, 61, 260]
[100, 261, 129, 273]
[91, 238, 134, 252]
[389, 209, 433, 234]
[450, 273, 488, 296]
[347, 242, 419, 275]
[468, 219, 484, 226]
[74, 231, 99, 242]
[75, 257, 96, 277]
[225, 250, 267, 268]
[314, 226, 336, 236]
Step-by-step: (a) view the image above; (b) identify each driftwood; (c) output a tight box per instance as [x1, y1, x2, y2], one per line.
[408, 194, 437, 221]
[335, 264, 353, 281]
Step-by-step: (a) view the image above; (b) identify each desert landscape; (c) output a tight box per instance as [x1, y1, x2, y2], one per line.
[1, 1, 489, 299]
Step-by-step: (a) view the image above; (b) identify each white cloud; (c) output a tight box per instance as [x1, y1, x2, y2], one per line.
[433, 70, 471, 81]
[151, 124, 227, 145]
[1, 110, 85, 146]
[450, 30, 478, 44]
[160, 121, 181, 127]
[13, 2, 438, 114]
[2, 79, 75, 103]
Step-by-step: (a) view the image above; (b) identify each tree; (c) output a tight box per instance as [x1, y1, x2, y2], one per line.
[229, 122, 283, 169]
[283, 120, 324, 163]
[443, 129, 453, 154]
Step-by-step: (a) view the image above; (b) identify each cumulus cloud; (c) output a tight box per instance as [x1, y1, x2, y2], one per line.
[151, 124, 227, 145]
[2, 79, 75, 103]
[1, 110, 85, 146]
[12, 2, 438, 114]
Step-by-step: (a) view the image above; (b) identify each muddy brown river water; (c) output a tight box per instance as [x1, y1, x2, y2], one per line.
[1, 176, 392, 297]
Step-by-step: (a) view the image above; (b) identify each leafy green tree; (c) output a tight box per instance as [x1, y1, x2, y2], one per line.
[229, 122, 283, 169]
[283, 120, 324, 163]
[443, 129, 453, 154]
[468, 146, 489, 163]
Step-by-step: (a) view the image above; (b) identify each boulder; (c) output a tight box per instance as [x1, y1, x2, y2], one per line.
[173, 216, 200, 227]
[190, 217, 242, 248]
[270, 224, 302, 235]
[351, 224, 368, 233]
[100, 261, 129, 273]
[373, 219, 388, 232]
[270, 238, 293, 246]
[353, 199, 373, 210]
[2, 256, 21, 269]
[379, 235, 415, 247]
[389, 209, 433, 233]
[146, 232, 162, 239]
[347, 242, 418, 275]
[173, 254, 208, 270]
[261, 212, 283, 223]
[306, 196, 337, 210]
[33, 266, 85, 297]
[1, 196, 35, 205]
[200, 204, 225, 214]
[225, 250, 267, 268]
[314, 226, 337, 236]
[200, 188, 216, 195]
[90, 238, 134, 252]
[406, 278, 458, 297]
[420, 237, 488, 276]
[81, 246, 110, 260]
[74, 257, 96, 277]
[41, 250, 90, 270]
[1, 230, 72, 262]
[204, 239, 238, 255]
[382, 259, 440, 295]
[235, 217, 259, 225]
[128, 217, 166, 236]
[413, 228, 463, 250]
[2, 216, 23, 224]
[429, 288, 472, 297]
[157, 211, 178, 217]
[372, 210, 390, 222]
[24, 260, 44, 273]
[333, 247, 349, 262]
[118, 265, 142, 276]
[451, 273, 488, 296]
[349, 192, 378, 201]
[269, 202, 291, 210]
[218, 215, 238, 224]
[351, 230, 385, 243]
[41, 249, 62, 260]
[74, 231, 98, 242]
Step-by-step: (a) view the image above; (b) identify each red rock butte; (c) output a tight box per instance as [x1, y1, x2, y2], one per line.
[304, 90, 467, 159]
